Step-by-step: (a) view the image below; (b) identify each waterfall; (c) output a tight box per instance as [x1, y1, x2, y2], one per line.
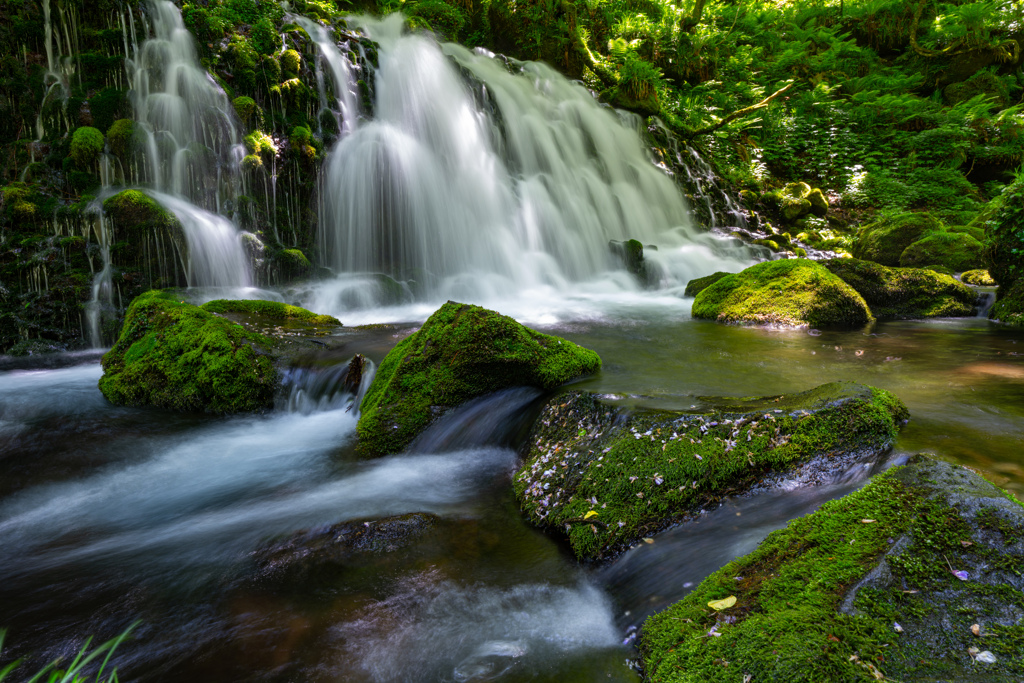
[305, 14, 754, 320]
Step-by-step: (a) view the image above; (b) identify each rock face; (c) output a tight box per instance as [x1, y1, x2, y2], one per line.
[356, 301, 602, 456]
[514, 382, 907, 559]
[853, 212, 942, 266]
[691, 259, 872, 327]
[900, 230, 985, 272]
[98, 291, 340, 413]
[822, 258, 977, 319]
[641, 456, 1024, 682]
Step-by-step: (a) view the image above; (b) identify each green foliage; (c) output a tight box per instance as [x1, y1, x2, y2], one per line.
[684, 271, 732, 297]
[250, 17, 278, 56]
[232, 96, 260, 128]
[357, 301, 602, 456]
[201, 298, 338, 325]
[0, 623, 137, 683]
[69, 127, 104, 169]
[407, 0, 467, 40]
[987, 178, 1024, 290]
[99, 291, 279, 413]
[691, 259, 873, 328]
[87, 88, 128, 134]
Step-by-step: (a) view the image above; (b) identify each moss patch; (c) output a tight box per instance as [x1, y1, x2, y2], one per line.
[201, 299, 339, 326]
[102, 189, 176, 231]
[900, 230, 985, 272]
[69, 126, 104, 169]
[640, 456, 1024, 682]
[691, 259, 872, 328]
[962, 269, 996, 286]
[356, 301, 601, 456]
[685, 272, 732, 297]
[852, 212, 942, 266]
[514, 382, 907, 560]
[822, 258, 976, 319]
[990, 279, 1024, 328]
[99, 291, 278, 413]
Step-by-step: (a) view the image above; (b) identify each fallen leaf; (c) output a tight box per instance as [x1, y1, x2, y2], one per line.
[971, 624, 981, 636]
[643, 537, 655, 544]
[961, 540, 973, 547]
[707, 595, 737, 611]
[583, 510, 599, 519]
[861, 519, 876, 523]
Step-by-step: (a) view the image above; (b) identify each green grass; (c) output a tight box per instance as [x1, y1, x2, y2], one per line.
[0, 623, 137, 683]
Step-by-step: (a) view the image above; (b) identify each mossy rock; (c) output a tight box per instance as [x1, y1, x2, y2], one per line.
[944, 70, 1009, 108]
[752, 238, 781, 252]
[962, 269, 996, 286]
[641, 455, 1024, 682]
[900, 231, 985, 272]
[99, 291, 279, 413]
[200, 299, 340, 326]
[514, 382, 907, 560]
[356, 301, 602, 456]
[106, 119, 134, 161]
[271, 248, 313, 283]
[608, 239, 647, 279]
[773, 182, 826, 223]
[852, 212, 943, 266]
[691, 259, 872, 328]
[990, 279, 1024, 328]
[806, 188, 829, 217]
[948, 224, 986, 242]
[102, 189, 176, 232]
[281, 49, 302, 76]
[822, 258, 977, 319]
[684, 271, 731, 297]
[69, 126, 104, 169]
[232, 96, 259, 128]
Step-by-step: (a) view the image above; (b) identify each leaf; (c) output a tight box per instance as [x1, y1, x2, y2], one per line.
[707, 595, 737, 611]
[861, 519, 876, 523]
[952, 569, 969, 581]
[583, 510, 599, 519]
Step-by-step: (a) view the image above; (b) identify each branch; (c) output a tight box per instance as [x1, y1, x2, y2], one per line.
[909, 0, 1020, 62]
[683, 81, 796, 139]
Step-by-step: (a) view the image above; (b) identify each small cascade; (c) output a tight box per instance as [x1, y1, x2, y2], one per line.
[279, 355, 376, 414]
[35, 0, 76, 143]
[85, 157, 117, 348]
[307, 14, 756, 315]
[125, 0, 244, 210]
[295, 17, 361, 138]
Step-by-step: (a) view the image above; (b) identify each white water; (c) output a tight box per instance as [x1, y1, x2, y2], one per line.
[303, 14, 755, 324]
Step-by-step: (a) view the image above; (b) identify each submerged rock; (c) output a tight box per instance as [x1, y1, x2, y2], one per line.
[641, 455, 1024, 682]
[852, 212, 941, 266]
[514, 382, 907, 560]
[98, 291, 341, 413]
[357, 301, 601, 456]
[691, 259, 872, 327]
[822, 258, 977, 319]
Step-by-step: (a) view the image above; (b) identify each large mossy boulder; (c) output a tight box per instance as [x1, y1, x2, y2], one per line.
[822, 258, 977, 319]
[900, 230, 986, 272]
[99, 292, 341, 412]
[102, 189, 177, 232]
[514, 382, 907, 560]
[356, 302, 602, 457]
[641, 456, 1024, 682]
[691, 259, 872, 327]
[852, 212, 942, 266]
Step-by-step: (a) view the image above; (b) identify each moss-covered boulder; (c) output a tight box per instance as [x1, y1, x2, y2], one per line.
[962, 269, 996, 286]
[102, 189, 176, 232]
[99, 292, 343, 413]
[990, 279, 1024, 328]
[514, 382, 907, 560]
[270, 248, 313, 283]
[852, 213, 942, 266]
[691, 259, 872, 328]
[356, 301, 602, 456]
[609, 239, 647, 280]
[69, 126, 104, 168]
[641, 456, 1024, 682]
[99, 291, 279, 413]
[684, 271, 731, 297]
[900, 231, 985, 272]
[822, 258, 977, 319]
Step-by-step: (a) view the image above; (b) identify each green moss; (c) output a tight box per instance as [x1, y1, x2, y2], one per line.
[684, 272, 731, 297]
[407, 0, 467, 41]
[244, 131, 277, 163]
[515, 382, 907, 559]
[692, 259, 872, 328]
[102, 190, 175, 231]
[271, 248, 313, 283]
[900, 231, 985, 272]
[641, 457, 1024, 682]
[69, 126, 104, 169]
[201, 299, 339, 326]
[987, 179, 1024, 291]
[232, 96, 259, 128]
[241, 154, 263, 173]
[87, 87, 128, 133]
[990, 279, 1024, 328]
[289, 125, 311, 148]
[281, 49, 302, 76]
[822, 258, 976, 319]
[106, 118, 134, 161]
[852, 212, 943, 266]
[99, 291, 279, 413]
[357, 301, 602, 456]
[962, 269, 996, 286]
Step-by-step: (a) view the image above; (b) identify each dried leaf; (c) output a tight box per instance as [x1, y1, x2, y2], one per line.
[971, 624, 981, 636]
[583, 510, 599, 520]
[861, 519, 876, 524]
[707, 595, 737, 611]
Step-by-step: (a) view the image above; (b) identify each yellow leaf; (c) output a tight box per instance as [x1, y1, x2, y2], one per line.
[707, 595, 737, 611]
[583, 510, 599, 519]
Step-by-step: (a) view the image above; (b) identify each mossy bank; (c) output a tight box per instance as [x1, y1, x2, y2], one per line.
[641, 456, 1024, 682]
[514, 382, 907, 560]
[822, 258, 978, 319]
[356, 301, 601, 457]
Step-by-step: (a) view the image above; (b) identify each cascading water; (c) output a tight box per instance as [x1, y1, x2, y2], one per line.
[303, 15, 755, 322]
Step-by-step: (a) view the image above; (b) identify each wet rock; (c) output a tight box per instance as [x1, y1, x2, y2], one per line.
[642, 455, 1024, 682]
[514, 382, 907, 559]
[608, 239, 648, 282]
[98, 291, 343, 413]
[822, 258, 977, 319]
[852, 212, 942, 266]
[691, 259, 872, 328]
[356, 301, 601, 456]
[249, 513, 441, 588]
